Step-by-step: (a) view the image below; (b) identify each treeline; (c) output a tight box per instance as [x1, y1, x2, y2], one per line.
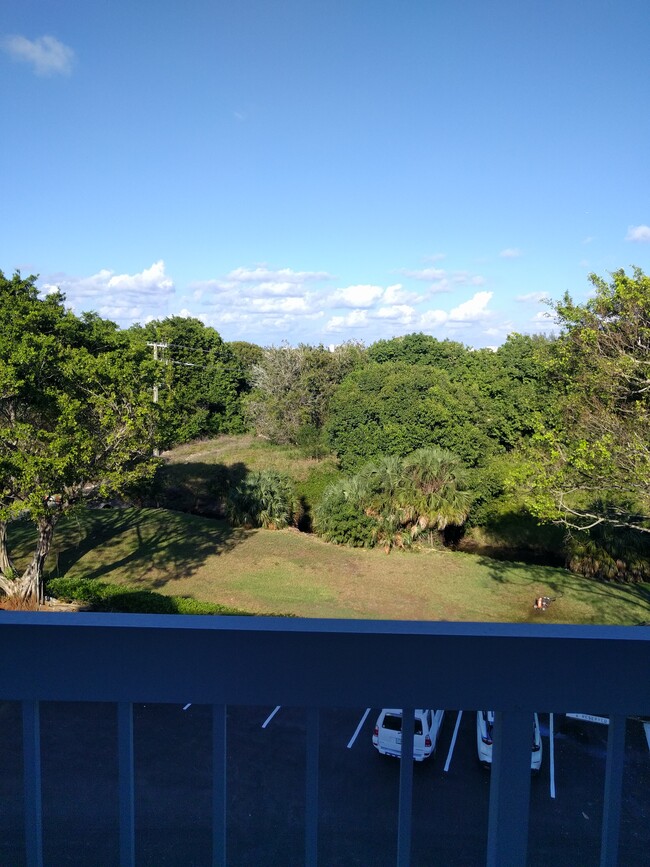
[2, 267, 650, 604]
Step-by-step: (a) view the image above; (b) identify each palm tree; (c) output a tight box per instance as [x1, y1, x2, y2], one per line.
[402, 447, 473, 531]
[227, 470, 299, 530]
[256, 470, 300, 530]
[314, 448, 473, 551]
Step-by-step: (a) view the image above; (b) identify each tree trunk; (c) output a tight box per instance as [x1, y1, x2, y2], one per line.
[0, 516, 57, 604]
[0, 520, 15, 577]
[20, 516, 57, 603]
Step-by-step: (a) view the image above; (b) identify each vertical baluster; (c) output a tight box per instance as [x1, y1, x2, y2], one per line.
[486, 711, 532, 867]
[396, 708, 414, 867]
[305, 707, 320, 867]
[118, 702, 135, 867]
[600, 714, 626, 867]
[212, 704, 227, 867]
[22, 700, 43, 867]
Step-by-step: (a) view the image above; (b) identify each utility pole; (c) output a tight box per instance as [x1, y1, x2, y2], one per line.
[147, 342, 168, 404]
[146, 341, 201, 457]
[147, 342, 168, 456]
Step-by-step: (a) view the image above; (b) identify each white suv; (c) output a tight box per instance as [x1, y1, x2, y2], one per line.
[476, 710, 542, 772]
[372, 708, 445, 761]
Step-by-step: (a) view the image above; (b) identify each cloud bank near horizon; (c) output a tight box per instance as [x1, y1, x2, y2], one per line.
[37, 257, 555, 348]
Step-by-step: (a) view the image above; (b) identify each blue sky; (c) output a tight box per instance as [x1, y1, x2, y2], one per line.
[2, 0, 649, 348]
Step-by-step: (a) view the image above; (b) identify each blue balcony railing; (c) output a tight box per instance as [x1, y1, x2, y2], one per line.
[1, 612, 649, 866]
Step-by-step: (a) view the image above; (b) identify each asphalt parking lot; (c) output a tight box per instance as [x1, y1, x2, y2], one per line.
[0, 701, 648, 865]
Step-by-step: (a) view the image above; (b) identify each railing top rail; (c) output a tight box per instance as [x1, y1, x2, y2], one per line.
[2, 610, 650, 638]
[1, 613, 649, 713]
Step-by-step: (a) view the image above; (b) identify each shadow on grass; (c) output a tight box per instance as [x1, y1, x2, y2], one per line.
[149, 460, 248, 517]
[43, 507, 250, 591]
[475, 555, 650, 624]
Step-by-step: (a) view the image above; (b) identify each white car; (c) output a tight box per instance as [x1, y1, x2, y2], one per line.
[372, 708, 445, 761]
[476, 710, 542, 772]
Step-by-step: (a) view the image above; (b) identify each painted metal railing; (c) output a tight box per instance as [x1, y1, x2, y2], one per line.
[1, 612, 649, 866]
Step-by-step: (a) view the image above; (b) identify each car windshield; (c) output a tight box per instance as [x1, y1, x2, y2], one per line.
[382, 714, 423, 735]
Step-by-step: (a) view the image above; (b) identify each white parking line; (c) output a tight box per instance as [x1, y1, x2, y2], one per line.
[549, 712, 556, 799]
[347, 708, 371, 749]
[262, 705, 281, 728]
[443, 710, 463, 773]
[182, 703, 192, 711]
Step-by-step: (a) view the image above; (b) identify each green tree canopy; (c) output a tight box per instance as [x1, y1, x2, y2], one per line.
[324, 360, 498, 472]
[243, 342, 365, 447]
[128, 316, 245, 446]
[367, 333, 468, 367]
[523, 267, 650, 533]
[0, 271, 158, 602]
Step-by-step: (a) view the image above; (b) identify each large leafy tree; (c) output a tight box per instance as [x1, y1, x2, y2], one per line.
[324, 360, 498, 472]
[243, 342, 365, 447]
[524, 267, 650, 533]
[326, 333, 556, 475]
[0, 271, 158, 603]
[471, 333, 557, 449]
[128, 316, 245, 448]
[367, 333, 468, 368]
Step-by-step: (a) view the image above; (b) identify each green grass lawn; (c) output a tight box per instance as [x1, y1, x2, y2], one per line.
[9, 507, 650, 624]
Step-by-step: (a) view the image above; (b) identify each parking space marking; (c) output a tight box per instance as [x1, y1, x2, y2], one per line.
[182, 703, 192, 711]
[443, 710, 463, 773]
[347, 708, 371, 749]
[262, 706, 281, 728]
[549, 713, 556, 799]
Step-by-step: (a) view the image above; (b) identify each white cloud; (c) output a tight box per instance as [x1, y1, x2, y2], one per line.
[2, 34, 74, 76]
[191, 266, 331, 304]
[36, 259, 524, 346]
[383, 283, 421, 305]
[401, 266, 486, 293]
[179, 308, 208, 322]
[40, 260, 174, 322]
[329, 282, 426, 311]
[249, 296, 311, 314]
[625, 225, 650, 242]
[448, 291, 493, 323]
[516, 291, 549, 304]
[401, 267, 447, 283]
[329, 284, 384, 308]
[499, 248, 522, 259]
[452, 271, 486, 286]
[106, 260, 173, 295]
[531, 310, 553, 323]
[418, 309, 448, 328]
[374, 305, 416, 324]
[483, 322, 515, 338]
[325, 310, 369, 332]
[226, 266, 330, 285]
[327, 287, 495, 339]
[184, 265, 333, 337]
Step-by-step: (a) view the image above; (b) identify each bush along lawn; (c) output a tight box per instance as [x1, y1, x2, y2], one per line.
[45, 576, 257, 616]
